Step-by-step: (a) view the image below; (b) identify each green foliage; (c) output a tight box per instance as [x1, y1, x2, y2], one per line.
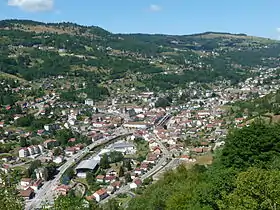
[0, 182, 23, 210]
[109, 151, 124, 163]
[1, 19, 279, 94]
[26, 160, 41, 178]
[233, 90, 280, 116]
[123, 159, 132, 171]
[124, 173, 132, 184]
[221, 122, 280, 169]
[15, 114, 34, 127]
[100, 154, 110, 169]
[55, 129, 73, 146]
[155, 97, 172, 108]
[53, 193, 99, 210]
[118, 166, 124, 177]
[218, 168, 280, 210]
[86, 172, 96, 186]
[44, 163, 58, 181]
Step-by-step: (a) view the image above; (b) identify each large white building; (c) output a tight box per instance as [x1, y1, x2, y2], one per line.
[108, 141, 136, 155]
[19, 148, 30, 158]
[123, 122, 148, 129]
[18, 145, 44, 158]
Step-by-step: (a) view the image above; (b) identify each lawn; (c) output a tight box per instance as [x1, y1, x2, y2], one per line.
[126, 139, 149, 161]
[195, 154, 213, 165]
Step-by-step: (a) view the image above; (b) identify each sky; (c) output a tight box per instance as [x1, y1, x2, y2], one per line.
[0, 0, 280, 39]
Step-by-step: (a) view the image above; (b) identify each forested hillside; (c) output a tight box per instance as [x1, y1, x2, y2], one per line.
[1, 19, 280, 92]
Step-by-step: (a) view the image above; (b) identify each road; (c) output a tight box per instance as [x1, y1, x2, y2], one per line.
[25, 128, 131, 210]
[100, 132, 171, 204]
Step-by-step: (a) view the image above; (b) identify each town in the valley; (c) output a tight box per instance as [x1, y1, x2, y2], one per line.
[0, 65, 279, 209]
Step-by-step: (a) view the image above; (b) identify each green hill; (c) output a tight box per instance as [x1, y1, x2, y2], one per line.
[1, 19, 280, 92]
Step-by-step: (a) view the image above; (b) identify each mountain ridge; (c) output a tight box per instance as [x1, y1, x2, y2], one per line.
[1, 19, 277, 41]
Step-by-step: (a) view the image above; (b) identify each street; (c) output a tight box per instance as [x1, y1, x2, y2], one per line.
[25, 129, 131, 210]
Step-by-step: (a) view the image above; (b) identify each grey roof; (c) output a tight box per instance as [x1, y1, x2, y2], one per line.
[112, 142, 134, 149]
[76, 158, 99, 170]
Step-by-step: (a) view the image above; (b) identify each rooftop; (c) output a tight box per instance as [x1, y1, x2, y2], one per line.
[76, 157, 100, 170]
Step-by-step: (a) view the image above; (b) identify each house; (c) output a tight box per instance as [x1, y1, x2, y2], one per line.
[130, 178, 142, 189]
[19, 148, 30, 158]
[65, 147, 77, 156]
[152, 147, 162, 155]
[27, 146, 35, 155]
[37, 129, 45, 136]
[130, 172, 137, 180]
[20, 187, 35, 200]
[44, 124, 60, 132]
[85, 98, 94, 106]
[93, 188, 109, 202]
[55, 185, 71, 196]
[140, 163, 149, 171]
[191, 148, 204, 153]
[111, 181, 121, 190]
[146, 154, 158, 164]
[149, 141, 158, 149]
[106, 185, 115, 194]
[20, 178, 32, 188]
[106, 169, 118, 176]
[127, 106, 143, 114]
[30, 179, 43, 192]
[0, 122, 4, 128]
[104, 175, 116, 183]
[96, 175, 105, 183]
[179, 155, 190, 161]
[68, 138, 76, 143]
[35, 168, 45, 180]
[134, 168, 143, 176]
[53, 156, 64, 164]
[235, 118, 245, 124]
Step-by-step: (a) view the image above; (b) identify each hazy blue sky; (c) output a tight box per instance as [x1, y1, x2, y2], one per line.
[1, 0, 280, 39]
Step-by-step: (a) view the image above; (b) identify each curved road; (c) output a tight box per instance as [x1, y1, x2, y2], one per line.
[25, 129, 131, 210]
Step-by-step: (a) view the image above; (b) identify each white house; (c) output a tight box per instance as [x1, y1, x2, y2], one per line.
[85, 98, 94, 106]
[20, 178, 32, 188]
[129, 178, 142, 189]
[19, 148, 30, 158]
[93, 188, 108, 202]
[53, 156, 64, 164]
[92, 122, 105, 128]
[65, 147, 76, 156]
[27, 146, 35, 155]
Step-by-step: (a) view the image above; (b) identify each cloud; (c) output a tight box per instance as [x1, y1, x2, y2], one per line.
[277, 28, 280, 40]
[149, 4, 161, 12]
[8, 0, 54, 12]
